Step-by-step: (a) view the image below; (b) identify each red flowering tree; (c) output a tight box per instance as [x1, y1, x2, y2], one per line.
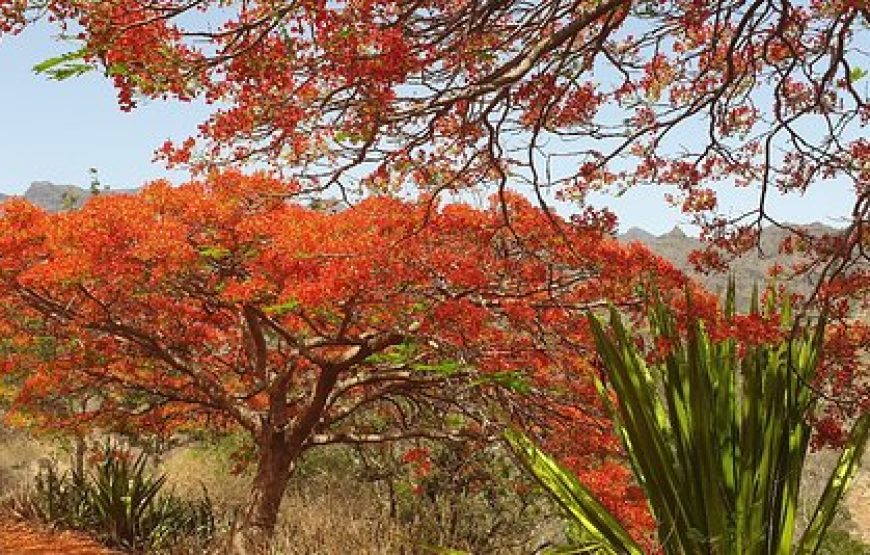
[1, 0, 867, 296]
[3, 0, 867, 440]
[0, 171, 691, 547]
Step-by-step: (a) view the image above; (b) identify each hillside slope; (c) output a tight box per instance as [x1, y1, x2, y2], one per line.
[619, 224, 838, 308]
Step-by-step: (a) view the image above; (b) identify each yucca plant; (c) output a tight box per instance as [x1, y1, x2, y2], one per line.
[88, 443, 172, 550]
[86, 441, 216, 551]
[6, 441, 215, 552]
[507, 284, 869, 554]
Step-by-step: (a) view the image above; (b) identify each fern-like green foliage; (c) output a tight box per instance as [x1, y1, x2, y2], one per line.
[508, 283, 869, 554]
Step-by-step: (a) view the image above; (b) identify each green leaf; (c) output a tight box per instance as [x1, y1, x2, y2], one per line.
[365, 341, 419, 365]
[473, 370, 531, 393]
[798, 412, 870, 554]
[33, 47, 94, 81]
[107, 62, 131, 77]
[264, 298, 299, 316]
[505, 430, 643, 555]
[412, 359, 464, 376]
[848, 67, 867, 84]
[198, 245, 231, 260]
[334, 129, 365, 145]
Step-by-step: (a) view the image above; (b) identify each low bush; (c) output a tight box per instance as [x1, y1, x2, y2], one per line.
[6, 441, 215, 552]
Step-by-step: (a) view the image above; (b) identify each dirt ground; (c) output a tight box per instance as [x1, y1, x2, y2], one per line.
[846, 467, 870, 541]
[0, 518, 117, 555]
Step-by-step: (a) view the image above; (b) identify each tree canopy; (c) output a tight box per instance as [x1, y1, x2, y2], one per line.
[2, 1, 867, 288]
[0, 2, 868, 549]
[0, 171, 694, 542]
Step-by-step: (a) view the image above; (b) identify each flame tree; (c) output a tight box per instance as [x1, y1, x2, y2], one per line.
[1, 0, 867, 296]
[0, 171, 691, 548]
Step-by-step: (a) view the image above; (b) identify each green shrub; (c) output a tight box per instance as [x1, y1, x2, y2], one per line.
[7, 441, 215, 552]
[508, 284, 870, 554]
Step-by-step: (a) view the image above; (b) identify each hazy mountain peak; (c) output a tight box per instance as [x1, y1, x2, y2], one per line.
[662, 225, 688, 239]
[22, 181, 88, 211]
[622, 227, 656, 242]
[8, 180, 135, 212]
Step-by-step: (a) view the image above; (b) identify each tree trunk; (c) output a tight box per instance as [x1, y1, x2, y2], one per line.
[230, 430, 296, 554]
[73, 433, 85, 478]
[228, 363, 341, 553]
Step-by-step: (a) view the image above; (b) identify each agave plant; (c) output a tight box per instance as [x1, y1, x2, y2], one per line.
[85, 442, 216, 551]
[88, 444, 172, 550]
[7, 440, 215, 552]
[10, 458, 91, 528]
[507, 284, 870, 554]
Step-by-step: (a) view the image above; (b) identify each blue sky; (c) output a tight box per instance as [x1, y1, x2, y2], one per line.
[0, 23, 210, 193]
[0, 23, 857, 234]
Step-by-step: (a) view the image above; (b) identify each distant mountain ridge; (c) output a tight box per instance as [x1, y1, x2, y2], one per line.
[9, 181, 137, 212]
[617, 222, 842, 309]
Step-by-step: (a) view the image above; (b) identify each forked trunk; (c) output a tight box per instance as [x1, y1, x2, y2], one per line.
[229, 364, 340, 553]
[230, 431, 296, 554]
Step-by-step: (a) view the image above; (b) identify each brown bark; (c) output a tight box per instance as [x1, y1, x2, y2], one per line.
[226, 336, 403, 553]
[231, 430, 296, 554]
[73, 433, 86, 479]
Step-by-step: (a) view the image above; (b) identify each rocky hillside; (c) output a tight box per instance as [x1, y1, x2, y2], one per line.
[619, 224, 839, 308]
[7, 180, 136, 212]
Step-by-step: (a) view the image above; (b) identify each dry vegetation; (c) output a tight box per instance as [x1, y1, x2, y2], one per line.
[0, 430, 558, 554]
[1, 426, 867, 554]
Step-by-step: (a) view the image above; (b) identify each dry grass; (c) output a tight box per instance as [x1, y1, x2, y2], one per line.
[266, 485, 408, 554]
[2, 431, 868, 553]
[157, 441, 549, 554]
[0, 430, 56, 499]
[155, 442, 412, 553]
[158, 442, 251, 509]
